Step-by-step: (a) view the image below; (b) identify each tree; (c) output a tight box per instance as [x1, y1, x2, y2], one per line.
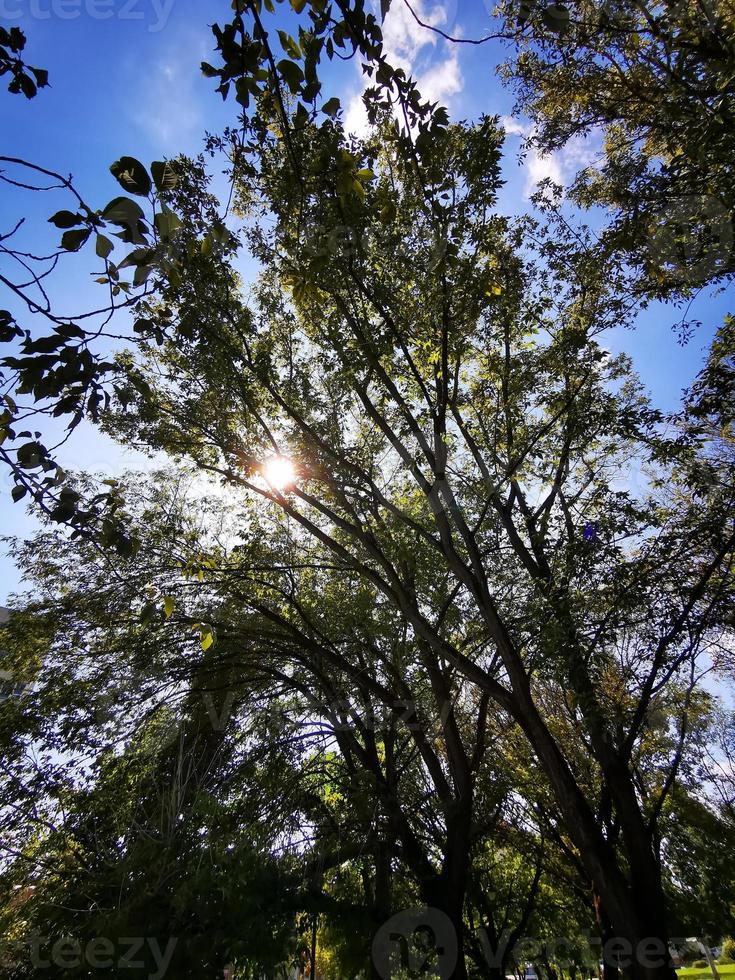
[2, 2, 734, 977]
[662, 785, 735, 943]
[1, 472, 558, 978]
[82, 100, 731, 974]
[495, 0, 735, 296]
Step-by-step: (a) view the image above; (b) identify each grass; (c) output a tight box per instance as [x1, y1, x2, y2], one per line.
[677, 966, 735, 980]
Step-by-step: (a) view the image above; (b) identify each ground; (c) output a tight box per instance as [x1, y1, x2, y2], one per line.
[677, 966, 735, 980]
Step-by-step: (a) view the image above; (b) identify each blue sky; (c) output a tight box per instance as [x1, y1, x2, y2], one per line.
[1, 0, 732, 600]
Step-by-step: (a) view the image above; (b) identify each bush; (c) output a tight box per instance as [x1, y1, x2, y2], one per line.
[722, 938, 735, 963]
[693, 960, 708, 968]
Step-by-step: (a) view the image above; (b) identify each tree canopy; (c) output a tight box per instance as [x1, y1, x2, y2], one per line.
[1, 3, 734, 979]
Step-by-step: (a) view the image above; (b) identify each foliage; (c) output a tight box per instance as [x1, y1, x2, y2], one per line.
[0, 472, 576, 977]
[497, 0, 735, 296]
[662, 784, 735, 940]
[0, 28, 48, 99]
[1, 1, 735, 977]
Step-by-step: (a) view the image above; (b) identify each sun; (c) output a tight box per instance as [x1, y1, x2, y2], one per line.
[263, 455, 297, 491]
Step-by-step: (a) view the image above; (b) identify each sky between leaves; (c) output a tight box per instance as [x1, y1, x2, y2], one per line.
[0, 0, 733, 599]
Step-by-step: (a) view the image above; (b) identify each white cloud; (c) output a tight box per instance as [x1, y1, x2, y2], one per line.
[343, 0, 463, 139]
[500, 116, 602, 198]
[381, 0, 439, 66]
[344, 93, 371, 140]
[417, 46, 462, 105]
[527, 150, 564, 191]
[499, 115, 527, 137]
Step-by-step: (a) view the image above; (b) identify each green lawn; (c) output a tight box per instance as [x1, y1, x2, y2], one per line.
[677, 967, 735, 980]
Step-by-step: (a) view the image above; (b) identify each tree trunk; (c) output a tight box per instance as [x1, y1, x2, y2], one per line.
[440, 809, 472, 980]
[421, 806, 472, 980]
[495, 675, 676, 980]
[430, 878, 469, 980]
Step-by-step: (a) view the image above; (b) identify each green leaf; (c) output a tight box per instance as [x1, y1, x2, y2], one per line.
[140, 601, 157, 627]
[48, 210, 81, 229]
[151, 160, 178, 193]
[133, 316, 155, 334]
[30, 66, 49, 88]
[49, 501, 76, 523]
[322, 97, 341, 117]
[200, 630, 214, 651]
[24, 331, 66, 353]
[118, 247, 156, 270]
[110, 156, 152, 196]
[289, 0, 308, 12]
[11, 485, 26, 503]
[277, 59, 304, 94]
[15, 73, 38, 99]
[95, 234, 114, 259]
[17, 442, 45, 467]
[163, 595, 175, 618]
[61, 228, 91, 252]
[277, 30, 301, 59]
[154, 209, 182, 238]
[101, 196, 145, 226]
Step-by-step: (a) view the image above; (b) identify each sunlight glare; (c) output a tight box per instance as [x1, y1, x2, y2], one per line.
[263, 455, 297, 491]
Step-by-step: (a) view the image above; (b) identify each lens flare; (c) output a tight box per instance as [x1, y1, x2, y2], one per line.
[263, 455, 296, 491]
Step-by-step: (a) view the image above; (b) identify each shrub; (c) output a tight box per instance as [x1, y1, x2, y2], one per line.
[722, 938, 735, 963]
[693, 960, 708, 968]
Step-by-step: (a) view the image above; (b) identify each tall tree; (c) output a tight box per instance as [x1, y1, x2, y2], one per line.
[86, 103, 732, 976]
[496, 0, 735, 295]
[2, 473, 557, 977]
[2, 2, 734, 975]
